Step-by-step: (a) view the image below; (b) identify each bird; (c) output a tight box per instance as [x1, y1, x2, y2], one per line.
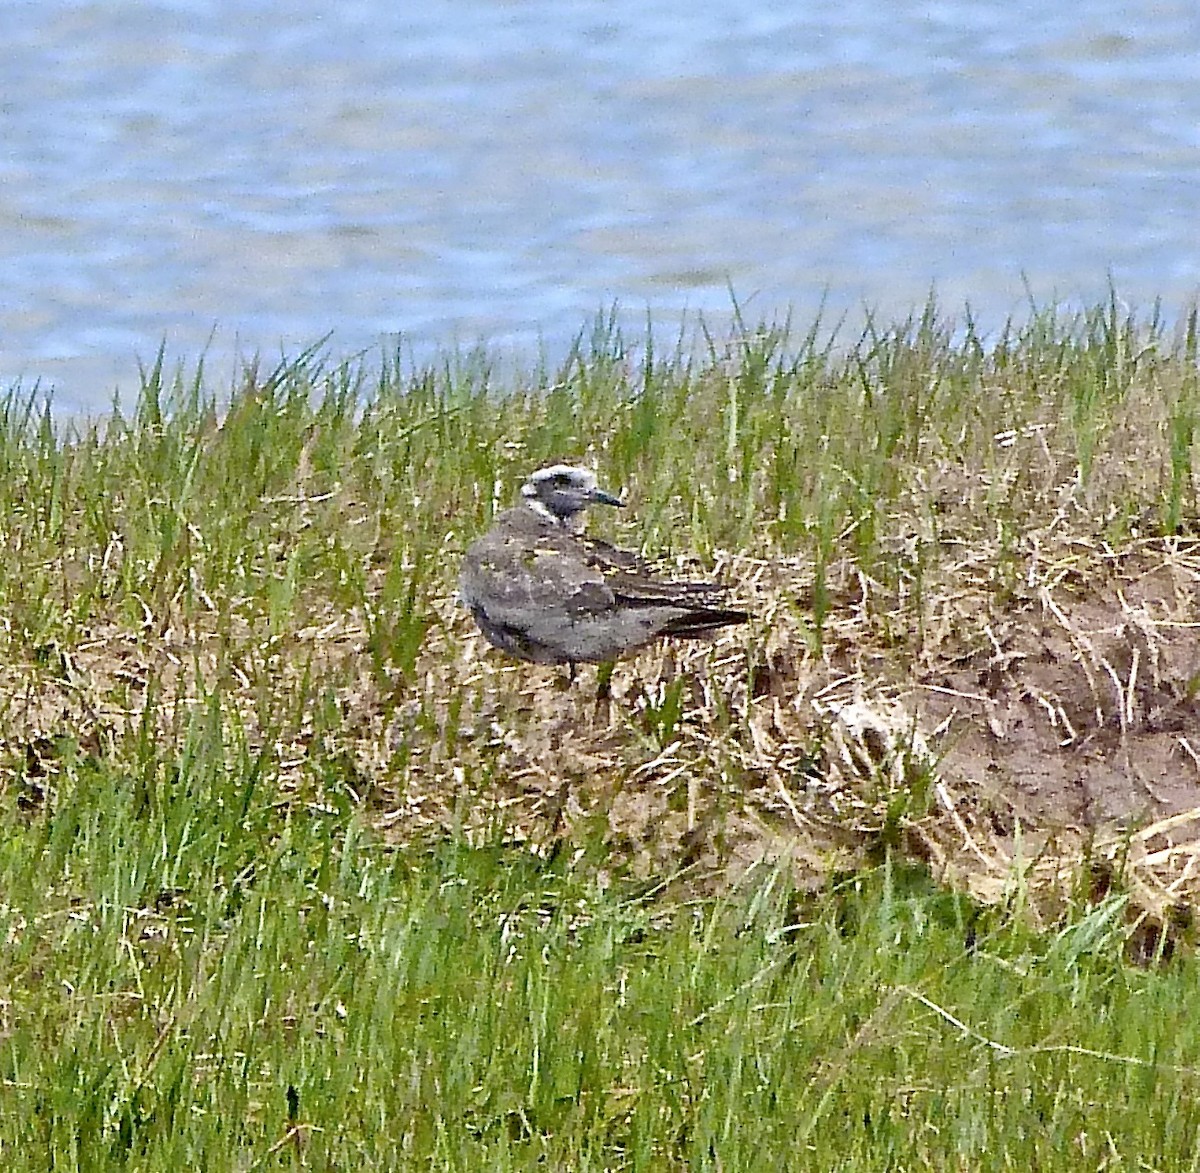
[460, 464, 748, 670]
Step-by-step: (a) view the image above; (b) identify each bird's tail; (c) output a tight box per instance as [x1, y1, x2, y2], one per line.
[659, 607, 748, 638]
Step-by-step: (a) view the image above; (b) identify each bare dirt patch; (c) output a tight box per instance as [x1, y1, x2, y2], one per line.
[904, 539, 1200, 936]
[923, 548, 1200, 828]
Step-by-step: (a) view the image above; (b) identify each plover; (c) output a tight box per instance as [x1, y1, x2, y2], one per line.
[461, 464, 748, 668]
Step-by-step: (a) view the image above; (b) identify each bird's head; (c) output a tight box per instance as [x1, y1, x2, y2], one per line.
[521, 464, 623, 528]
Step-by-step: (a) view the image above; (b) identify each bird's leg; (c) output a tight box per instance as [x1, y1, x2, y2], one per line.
[593, 660, 615, 722]
[595, 660, 614, 702]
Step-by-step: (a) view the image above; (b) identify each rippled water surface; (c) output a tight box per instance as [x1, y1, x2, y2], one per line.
[4, 1, 1200, 409]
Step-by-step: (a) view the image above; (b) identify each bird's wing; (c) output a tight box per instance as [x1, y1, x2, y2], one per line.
[577, 534, 726, 608]
[462, 525, 616, 618]
[462, 517, 746, 663]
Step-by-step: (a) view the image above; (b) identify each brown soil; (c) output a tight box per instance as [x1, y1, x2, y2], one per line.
[908, 540, 1200, 932]
[925, 558, 1200, 829]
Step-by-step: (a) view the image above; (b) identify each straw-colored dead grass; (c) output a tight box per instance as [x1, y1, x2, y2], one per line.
[7, 525, 1200, 953]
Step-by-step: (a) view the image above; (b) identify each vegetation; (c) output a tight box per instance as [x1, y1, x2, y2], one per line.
[2, 299, 1200, 1167]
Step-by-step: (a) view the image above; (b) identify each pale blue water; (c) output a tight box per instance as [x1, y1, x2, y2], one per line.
[3, 0, 1200, 410]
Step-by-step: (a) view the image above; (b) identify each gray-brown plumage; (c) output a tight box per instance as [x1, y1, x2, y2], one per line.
[461, 464, 748, 666]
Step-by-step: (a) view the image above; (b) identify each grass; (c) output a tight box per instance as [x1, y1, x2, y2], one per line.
[2, 299, 1200, 1166]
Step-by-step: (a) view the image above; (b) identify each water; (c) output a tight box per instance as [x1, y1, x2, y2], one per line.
[3, 0, 1200, 410]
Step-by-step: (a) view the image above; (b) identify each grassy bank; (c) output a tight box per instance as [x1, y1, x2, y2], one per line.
[3, 300, 1200, 1166]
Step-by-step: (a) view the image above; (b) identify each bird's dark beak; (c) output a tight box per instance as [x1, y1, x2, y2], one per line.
[590, 487, 624, 508]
